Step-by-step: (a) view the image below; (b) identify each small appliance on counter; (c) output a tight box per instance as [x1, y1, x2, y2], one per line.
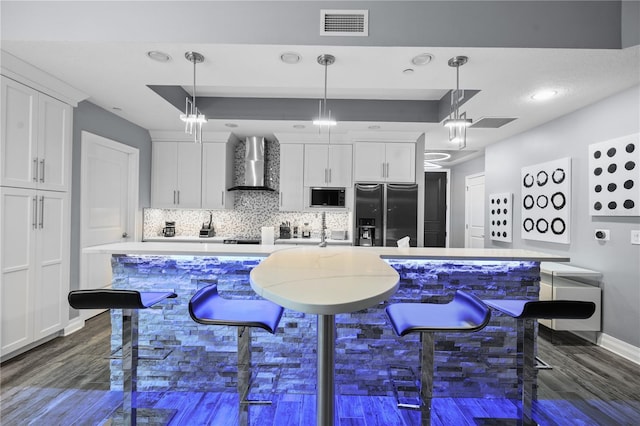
[279, 222, 291, 239]
[162, 221, 176, 237]
[199, 213, 215, 238]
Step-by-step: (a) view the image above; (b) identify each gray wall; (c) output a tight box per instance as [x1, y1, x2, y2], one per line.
[482, 85, 640, 347]
[449, 155, 485, 248]
[70, 101, 151, 305]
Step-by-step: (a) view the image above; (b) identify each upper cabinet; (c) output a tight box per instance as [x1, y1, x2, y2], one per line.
[151, 141, 202, 208]
[279, 144, 305, 211]
[1, 77, 72, 192]
[353, 142, 415, 183]
[202, 142, 235, 210]
[304, 144, 352, 187]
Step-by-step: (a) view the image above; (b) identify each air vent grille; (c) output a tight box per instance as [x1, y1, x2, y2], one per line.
[470, 117, 518, 129]
[321, 10, 368, 36]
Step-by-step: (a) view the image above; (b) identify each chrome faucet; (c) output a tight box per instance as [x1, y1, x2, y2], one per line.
[319, 211, 327, 247]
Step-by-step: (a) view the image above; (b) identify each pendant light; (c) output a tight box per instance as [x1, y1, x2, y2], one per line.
[180, 51, 207, 143]
[443, 56, 472, 149]
[313, 54, 337, 127]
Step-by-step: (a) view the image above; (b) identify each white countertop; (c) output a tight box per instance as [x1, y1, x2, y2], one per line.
[540, 261, 601, 278]
[83, 242, 570, 262]
[250, 246, 400, 315]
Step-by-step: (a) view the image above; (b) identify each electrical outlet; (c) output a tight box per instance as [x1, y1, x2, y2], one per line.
[594, 229, 610, 241]
[631, 230, 640, 245]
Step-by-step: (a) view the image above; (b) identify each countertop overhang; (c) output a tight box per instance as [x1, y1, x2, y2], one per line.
[83, 242, 570, 262]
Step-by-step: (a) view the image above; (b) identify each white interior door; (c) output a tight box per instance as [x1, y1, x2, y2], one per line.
[465, 173, 485, 248]
[80, 131, 138, 319]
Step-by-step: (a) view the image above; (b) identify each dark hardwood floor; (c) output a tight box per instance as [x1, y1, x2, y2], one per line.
[1, 313, 639, 425]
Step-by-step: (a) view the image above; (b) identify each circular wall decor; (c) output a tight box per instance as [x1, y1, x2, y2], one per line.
[536, 170, 549, 186]
[523, 173, 534, 188]
[536, 218, 549, 233]
[551, 218, 566, 235]
[536, 195, 549, 209]
[523, 218, 534, 232]
[551, 192, 566, 210]
[523, 195, 534, 209]
[552, 168, 566, 184]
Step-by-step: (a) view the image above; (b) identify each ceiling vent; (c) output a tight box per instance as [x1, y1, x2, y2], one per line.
[470, 117, 518, 129]
[320, 10, 368, 36]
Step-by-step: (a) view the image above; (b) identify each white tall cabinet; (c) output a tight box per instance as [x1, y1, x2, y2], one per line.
[1, 73, 74, 358]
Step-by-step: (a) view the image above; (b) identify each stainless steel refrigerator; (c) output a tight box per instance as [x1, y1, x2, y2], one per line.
[354, 183, 418, 247]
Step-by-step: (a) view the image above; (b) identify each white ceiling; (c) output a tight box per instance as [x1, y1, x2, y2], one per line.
[2, 2, 639, 167]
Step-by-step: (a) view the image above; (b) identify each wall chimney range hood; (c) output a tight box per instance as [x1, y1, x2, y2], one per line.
[228, 136, 275, 191]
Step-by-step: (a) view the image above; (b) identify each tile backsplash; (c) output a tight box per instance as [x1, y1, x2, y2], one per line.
[144, 140, 351, 239]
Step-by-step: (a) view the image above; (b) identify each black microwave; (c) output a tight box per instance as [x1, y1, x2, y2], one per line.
[310, 187, 346, 208]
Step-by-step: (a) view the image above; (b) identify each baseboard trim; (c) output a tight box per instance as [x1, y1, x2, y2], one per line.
[63, 317, 85, 336]
[598, 333, 640, 365]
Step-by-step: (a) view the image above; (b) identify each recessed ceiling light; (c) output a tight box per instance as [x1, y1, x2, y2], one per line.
[368, 125, 381, 130]
[224, 123, 238, 128]
[293, 124, 306, 129]
[146, 51, 171, 62]
[411, 53, 434, 66]
[531, 90, 558, 101]
[402, 68, 415, 75]
[424, 152, 451, 162]
[280, 52, 301, 64]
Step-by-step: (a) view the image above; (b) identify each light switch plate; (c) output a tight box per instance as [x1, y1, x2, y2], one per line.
[631, 230, 640, 245]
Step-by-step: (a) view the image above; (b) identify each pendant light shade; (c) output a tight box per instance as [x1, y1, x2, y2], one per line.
[443, 56, 472, 149]
[180, 51, 207, 143]
[313, 54, 337, 127]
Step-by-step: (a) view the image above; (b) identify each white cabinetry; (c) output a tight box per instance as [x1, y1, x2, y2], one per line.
[279, 144, 305, 211]
[151, 142, 202, 208]
[304, 144, 352, 187]
[202, 142, 235, 210]
[1, 77, 71, 191]
[1, 187, 69, 356]
[353, 142, 415, 183]
[539, 262, 602, 331]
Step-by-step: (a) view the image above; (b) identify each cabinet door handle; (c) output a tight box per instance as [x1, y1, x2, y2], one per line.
[40, 159, 45, 183]
[39, 196, 44, 228]
[32, 196, 38, 229]
[385, 162, 389, 178]
[173, 190, 176, 204]
[381, 163, 385, 178]
[33, 158, 39, 182]
[328, 168, 332, 183]
[221, 191, 225, 206]
[280, 192, 283, 207]
[177, 190, 180, 205]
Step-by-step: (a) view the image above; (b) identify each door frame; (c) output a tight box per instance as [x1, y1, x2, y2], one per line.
[79, 131, 139, 318]
[464, 172, 485, 248]
[424, 169, 451, 247]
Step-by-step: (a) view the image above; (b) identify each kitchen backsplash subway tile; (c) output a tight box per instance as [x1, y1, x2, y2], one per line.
[144, 139, 350, 238]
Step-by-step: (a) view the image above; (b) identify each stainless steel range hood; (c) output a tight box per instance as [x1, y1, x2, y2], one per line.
[228, 136, 275, 191]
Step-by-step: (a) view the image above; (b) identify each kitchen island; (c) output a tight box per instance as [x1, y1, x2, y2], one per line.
[83, 242, 568, 401]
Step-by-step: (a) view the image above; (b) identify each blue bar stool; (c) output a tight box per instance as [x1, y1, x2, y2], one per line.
[482, 299, 596, 426]
[386, 290, 491, 424]
[68, 289, 177, 425]
[188, 284, 284, 407]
